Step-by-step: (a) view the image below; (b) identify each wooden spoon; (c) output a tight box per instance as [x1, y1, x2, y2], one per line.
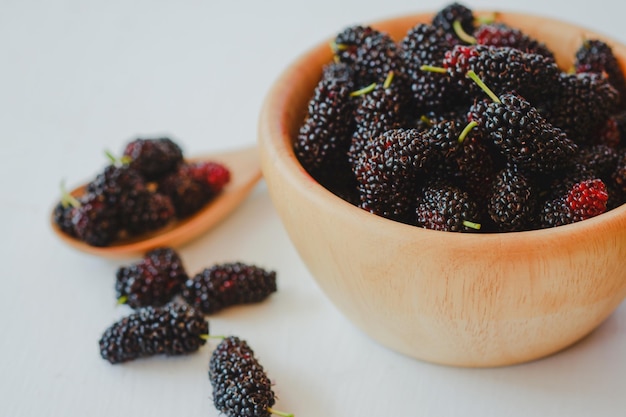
[51, 145, 262, 259]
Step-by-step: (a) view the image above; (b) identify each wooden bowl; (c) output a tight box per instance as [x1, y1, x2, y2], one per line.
[257, 11, 626, 367]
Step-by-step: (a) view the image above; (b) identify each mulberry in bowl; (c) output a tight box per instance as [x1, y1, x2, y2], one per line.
[257, 5, 626, 367]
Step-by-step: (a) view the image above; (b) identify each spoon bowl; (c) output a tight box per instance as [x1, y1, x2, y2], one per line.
[51, 145, 262, 258]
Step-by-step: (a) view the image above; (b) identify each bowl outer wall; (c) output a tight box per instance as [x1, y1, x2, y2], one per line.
[258, 11, 626, 367]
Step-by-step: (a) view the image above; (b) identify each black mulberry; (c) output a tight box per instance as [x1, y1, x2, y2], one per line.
[575, 39, 626, 109]
[116, 247, 188, 309]
[541, 72, 620, 145]
[473, 92, 578, 173]
[294, 74, 356, 198]
[442, 44, 560, 103]
[474, 23, 555, 60]
[399, 23, 463, 113]
[158, 164, 215, 218]
[209, 336, 291, 417]
[99, 303, 208, 364]
[332, 25, 402, 86]
[415, 182, 482, 232]
[182, 263, 277, 314]
[123, 137, 184, 180]
[487, 165, 536, 232]
[432, 2, 475, 41]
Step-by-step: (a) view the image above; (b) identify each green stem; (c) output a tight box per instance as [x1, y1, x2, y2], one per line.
[267, 408, 294, 417]
[419, 115, 433, 128]
[453, 20, 477, 44]
[60, 180, 81, 208]
[116, 296, 128, 305]
[458, 121, 478, 143]
[420, 64, 448, 74]
[105, 150, 117, 164]
[105, 150, 132, 166]
[201, 334, 225, 341]
[462, 220, 482, 230]
[466, 70, 501, 103]
[383, 71, 394, 89]
[475, 12, 496, 25]
[350, 82, 377, 97]
[330, 41, 347, 53]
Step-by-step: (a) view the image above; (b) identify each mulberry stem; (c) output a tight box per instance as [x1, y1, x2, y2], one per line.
[350, 82, 377, 97]
[267, 407, 294, 417]
[466, 70, 501, 103]
[453, 20, 477, 44]
[116, 296, 128, 305]
[462, 220, 482, 230]
[383, 71, 394, 89]
[420, 115, 433, 127]
[458, 121, 478, 143]
[105, 150, 132, 166]
[203, 334, 226, 341]
[330, 41, 347, 53]
[474, 12, 496, 25]
[420, 64, 448, 74]
[60, 180, 81, 208]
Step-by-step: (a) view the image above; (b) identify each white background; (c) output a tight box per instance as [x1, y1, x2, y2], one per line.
[1, 0, 625, 416]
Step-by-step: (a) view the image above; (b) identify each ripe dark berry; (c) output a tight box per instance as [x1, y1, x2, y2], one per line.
[474, 23, 555, 60]
[593, 116, 621, 148]
[158, 165, 215, 218]
[453, 125, 500, 202]
[53, 201, 76, 237]
[123, 137, 184, 180]
[415, 182, 482, 232]
[432, 2, 475, 41]
[71, 192, 120, 247]
[332, 25, 402, 86]
[209, 336, 290, 417]
[575, 39, 626, 109]
[442, 44, 560, 103]
[472, 92, 578, 173]
[86, 164, 145, 209]
[347, 73, 406, 164]
[611, 148, 626, 194]
[294, 74, 356, 197]
[399, 23, 465, 113]
[352, 127, 448, 222]
[182, 263, 277, 314]
[487, 165, 536, 232]
[99, 303, 208, 364]
[116, 247, 188, 309]
[575, 144, 619, 180]
[119, 190, 175, 235]
[321, 61, 355, 84]
[539, 178, 608, 227]
[53, 185, 81, 237]
[541, 72, 620, 145]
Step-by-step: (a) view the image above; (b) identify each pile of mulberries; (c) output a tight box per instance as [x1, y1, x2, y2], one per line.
[98, 246, 287, 412]
[113, 247, 277, 314]
[53, 137, 230, 246]
[295, 2, 626, 232]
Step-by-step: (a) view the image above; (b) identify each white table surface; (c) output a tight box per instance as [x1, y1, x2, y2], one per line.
[2, 0, 626, 416]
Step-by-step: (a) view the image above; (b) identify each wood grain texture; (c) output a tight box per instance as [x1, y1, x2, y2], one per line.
[258, 12, 626, 367]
